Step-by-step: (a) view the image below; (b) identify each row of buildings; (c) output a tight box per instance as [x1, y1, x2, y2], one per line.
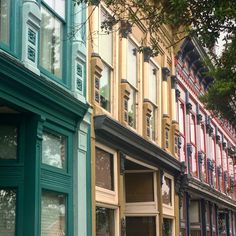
[0, 1, 236, 235]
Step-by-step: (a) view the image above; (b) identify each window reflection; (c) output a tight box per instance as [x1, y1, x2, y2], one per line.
[96, 148, 114, 191]
[0, 124, 18, 160]
[162, 176, 172, 206]
[42, 131, 66, 169]
[40, 6, 63, 78]
[96, 207, 114, 236]
[0, 189, 16, 236]
[0, 0, 10, 45]
[41, 191, 66, 236]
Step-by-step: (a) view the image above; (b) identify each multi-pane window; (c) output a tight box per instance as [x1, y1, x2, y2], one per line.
[96, 207, 115, 236]
[0, 124, 18, 160]
[127, 40, 138, 128]
[42, 131, 67, 170]
[162, 176, 172, 206]
[40, 0, 65, 78]
[0, 189, 16, 236]
[0, 0, 10, 45]
[96, 147, 114, 191]
[41, 191, 66, 236]
[98, 8, 113, 112]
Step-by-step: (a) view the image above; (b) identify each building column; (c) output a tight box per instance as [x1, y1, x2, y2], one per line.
[186, 192, 190, 236]
[74, 109, 92, 236]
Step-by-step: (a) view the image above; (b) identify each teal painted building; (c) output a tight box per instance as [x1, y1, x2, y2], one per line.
[0, 1, 91, 235]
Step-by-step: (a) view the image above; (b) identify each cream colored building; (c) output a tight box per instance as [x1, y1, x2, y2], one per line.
[87, 3, 183, 235]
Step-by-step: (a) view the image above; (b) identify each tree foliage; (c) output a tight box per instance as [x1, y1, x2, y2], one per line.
[75, 0, 236, 126]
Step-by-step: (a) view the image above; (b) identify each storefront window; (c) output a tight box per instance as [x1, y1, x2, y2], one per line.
[42, 131, 66, 169]
[0, 124, 18, 160]
[0, 0, 10, 45]
[126, 216, 156, 236]
[125, 172, 154, 202]
[41, 191, 66, 236]
[96, 207, 114, 236]
[96, 147, 114, 191]
[0, 189, 16, 236]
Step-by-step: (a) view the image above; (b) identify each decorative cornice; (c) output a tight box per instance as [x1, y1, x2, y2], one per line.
[94, 115, 182, 174]
[197, 113, 203, 124]
[143, 46, 153, 63]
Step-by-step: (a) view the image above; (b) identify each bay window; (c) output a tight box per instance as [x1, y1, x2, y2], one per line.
[40, 0, 65, 80]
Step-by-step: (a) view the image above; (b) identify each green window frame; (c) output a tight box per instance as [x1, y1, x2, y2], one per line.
[39, 0, 71, 87]
[40, 122, 73, 236]
[0, 0, 21, 57]
[0, 115, 26, 236]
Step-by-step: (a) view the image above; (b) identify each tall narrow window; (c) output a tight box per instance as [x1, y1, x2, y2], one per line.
[0, 189, 16, 236]
[189, 113, 197, 177]
[127, 40, 138, 129]
[200, 125, 207, 182]
[149, 62, 158, 140]
[40, 1, 65, 78]
[0, 0, 10, 45]
[162, 176, 172, 206]
[178, 102, 186, 162]
[96, 147, 114, 191]
[41, 191, 66, 236]
[98, 8, 113, 112]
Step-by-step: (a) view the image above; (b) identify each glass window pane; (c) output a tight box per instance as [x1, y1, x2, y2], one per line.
[125, 172, 154, 202]
[162, 176, 172, 206]
[150, 108, 156, 140]
[100, 64, 111, 111]
[0, 189, 16, 236]
[128, 88, 136, 128]
[42, 131, 66, 169]
[96, 207, 114, 236]
[0, 124, 18, 160]
[126, 216, 156, 236]
[96, 148, 114, 190]
[99, 10, 113, 65]
[149, 63, 157, 104]
[0, 0, 10, 45]
[190, 115, 196, 143]
[43, 0, 65, 19]
[40, 6, 63, 78]
[41, 191, 66, 236]
[163, 218, 173, 236]
[127, 40, 137, 88]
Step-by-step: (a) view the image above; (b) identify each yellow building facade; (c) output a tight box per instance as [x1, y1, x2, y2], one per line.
[87, 3, 183, 235]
